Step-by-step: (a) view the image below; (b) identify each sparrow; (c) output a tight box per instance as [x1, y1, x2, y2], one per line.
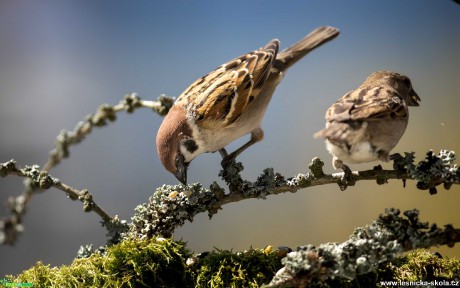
[157, 26, 340, 184]
[314, 70, 421, 170]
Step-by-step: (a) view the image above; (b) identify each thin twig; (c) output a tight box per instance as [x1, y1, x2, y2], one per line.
[0, 93, 174, 245]
[43, 93, 174, 171]
[2, 160, 111, 225]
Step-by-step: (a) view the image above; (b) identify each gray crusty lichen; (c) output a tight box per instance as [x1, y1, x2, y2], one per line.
[10, 215, 460, 287]
[266, 208, 460, 287]
[219, 159, 286, 197]
[129, 183, 217, 238]
[128, 161, 287, 239]
[397, 150, 459, 194]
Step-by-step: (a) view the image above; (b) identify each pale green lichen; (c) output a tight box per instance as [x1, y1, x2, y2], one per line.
[77, 216, 130, 258]
[20, 165, 58, 189]
[399, 150, 459, 194]
[266, 208, 460, 287]
[129, 183, 216, 238]
[308, 157, 325, 178]
[241, 168, 284, 199]
[0, 159, 16, 177]
[154, 94, 175, 116]
[127, 164, 289, 240]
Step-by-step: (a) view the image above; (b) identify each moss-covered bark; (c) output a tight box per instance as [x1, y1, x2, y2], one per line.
[4, 237, 459, 288]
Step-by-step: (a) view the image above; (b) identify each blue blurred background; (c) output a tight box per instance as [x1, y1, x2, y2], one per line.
[1, 0, 459, 276]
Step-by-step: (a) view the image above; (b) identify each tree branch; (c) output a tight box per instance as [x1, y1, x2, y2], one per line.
[129, 150, 459, 239]
[2, 93, 459, 250]
[43, 93, 174, 171]
[1, 93, 174, 245]
[0, 160, 113, 244]
[265, 208, 460, 287]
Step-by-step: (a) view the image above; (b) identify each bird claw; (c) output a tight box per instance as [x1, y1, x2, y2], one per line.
[391, 153, 406, 174]
[342, 165, 354, 184]
[390, 152, 403, 162]
[218, 154, 245, 193]
[390, 153, 407, 187]
[221, 155, 236, 170]
[218, 148, 234, 169]
[338, 164, 355, 191]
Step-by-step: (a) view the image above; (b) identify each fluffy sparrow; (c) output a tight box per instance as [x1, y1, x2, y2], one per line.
[314, 70, 421, 170]
[157, 26, 340, 184]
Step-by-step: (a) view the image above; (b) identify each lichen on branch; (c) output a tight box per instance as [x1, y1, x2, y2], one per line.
[128, 150, 460, 239]
[266, 208, 460, 287]
[0, 93, 174, 245]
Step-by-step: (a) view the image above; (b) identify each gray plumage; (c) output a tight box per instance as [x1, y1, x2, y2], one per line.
[314, 70, 421, 169]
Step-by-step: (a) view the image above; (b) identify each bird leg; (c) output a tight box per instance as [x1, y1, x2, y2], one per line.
[333, 157, 355, 190]
[218, 148, 229, 158]
[339, 164, 355, 191]
[220, 128, 264, 168]
[390, 153, 407, 186]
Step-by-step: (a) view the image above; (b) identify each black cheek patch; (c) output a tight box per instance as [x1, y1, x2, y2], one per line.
[183, 139, 198, 153]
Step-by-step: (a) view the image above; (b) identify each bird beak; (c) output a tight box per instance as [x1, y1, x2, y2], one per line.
[174, 155, 188, 184]
[408, 89, 421, 106]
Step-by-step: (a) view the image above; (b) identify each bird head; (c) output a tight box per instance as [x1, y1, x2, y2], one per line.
[367, 70, 421, 107]
[400, 75, 421, 107]
[156, 106, 195, 184]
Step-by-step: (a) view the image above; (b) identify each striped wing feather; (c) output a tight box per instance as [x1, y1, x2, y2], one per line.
[326, 87, 408, 123]
[177, 40, 279, 127]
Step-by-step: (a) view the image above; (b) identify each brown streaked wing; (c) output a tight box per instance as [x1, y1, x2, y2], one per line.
[326, 86, 408, 123]
[177, 40, 279, 128]
[228, 45, 278, 123]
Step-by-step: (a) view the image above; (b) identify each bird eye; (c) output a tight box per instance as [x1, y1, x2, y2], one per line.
[403, 78, 412, 88]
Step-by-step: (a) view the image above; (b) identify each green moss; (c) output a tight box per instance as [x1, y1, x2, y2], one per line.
[9, 242, 282, 288]
[14, 237, 193, 288]
[193, 248, 282, 288]
[351, 250, 460, 288]
[8, 242, 459, 288]
[392, 250, 460, 281]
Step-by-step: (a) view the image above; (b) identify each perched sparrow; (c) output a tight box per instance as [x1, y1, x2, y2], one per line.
[314, 70, 421, 170]
[157, 26, 340, 184]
